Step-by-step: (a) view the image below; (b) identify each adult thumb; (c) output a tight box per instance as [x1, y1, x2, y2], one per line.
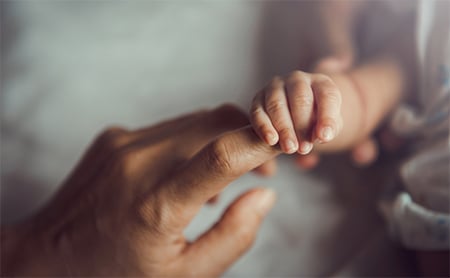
[181, 188, 276, 276]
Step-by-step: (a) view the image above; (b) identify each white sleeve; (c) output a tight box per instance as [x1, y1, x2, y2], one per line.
[380, 193, 450, 250]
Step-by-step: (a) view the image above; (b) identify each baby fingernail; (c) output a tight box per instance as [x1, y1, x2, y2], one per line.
[321, 126, 334, 142]
[265, 132, 278, 145]
[284, 139, 297, 153]
[299, 141, 313, 154]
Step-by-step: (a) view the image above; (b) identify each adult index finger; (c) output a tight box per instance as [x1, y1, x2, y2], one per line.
[158, 125, 281, 228]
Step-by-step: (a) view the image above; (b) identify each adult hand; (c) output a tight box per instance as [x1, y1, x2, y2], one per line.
[1, 104, 280, 277]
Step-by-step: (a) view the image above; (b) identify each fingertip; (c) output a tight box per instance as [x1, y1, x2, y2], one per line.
[316, 125, 335, 143]
[295, 153, 320, 170]
[351, 138, 378, 167]
[281, 138, 298, 154]
[250, 188, 277, 216]
[264, 131, 279, 146]
[253, 159, 277, 177]
[322, 126, 334, 142]
[298, 141, 313, 155]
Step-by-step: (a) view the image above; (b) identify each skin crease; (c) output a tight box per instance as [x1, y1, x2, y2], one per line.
[1, 105, 282, 277]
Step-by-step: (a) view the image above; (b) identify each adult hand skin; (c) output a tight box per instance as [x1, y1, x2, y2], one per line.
[1, 104, 280, 277]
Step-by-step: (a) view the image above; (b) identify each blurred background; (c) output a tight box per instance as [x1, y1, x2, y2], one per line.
[1, 1, 418, 276]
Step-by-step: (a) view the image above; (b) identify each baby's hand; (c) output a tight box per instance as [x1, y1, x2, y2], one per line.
[250, 71, 343, 154]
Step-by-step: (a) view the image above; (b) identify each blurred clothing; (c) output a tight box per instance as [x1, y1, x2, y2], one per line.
[381, 0, 450, 250]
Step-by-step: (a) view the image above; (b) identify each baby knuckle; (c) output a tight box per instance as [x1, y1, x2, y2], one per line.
[268, 76, 284, 90]
[277, 127, 292, 138]
[287, 70, 307, 82]
[321, 88, 342, 104]
[315, 73, 332, 82]
[292, 92, 314, 108]
[250, 106, 264, 119]
[287, 79, 305, 93]
[255, 123, 270, 135]
[265, 100, 285, 115]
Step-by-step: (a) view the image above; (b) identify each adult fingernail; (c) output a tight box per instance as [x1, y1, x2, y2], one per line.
[299, 141, 313, 154]
[321, 126, 334, 142]
[284, 139, 297, 154]
[265, 132, 278, 146]
[255, 189, 277, 215]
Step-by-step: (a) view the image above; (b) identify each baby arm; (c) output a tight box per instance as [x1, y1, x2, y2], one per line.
[250, 53, 406, 154]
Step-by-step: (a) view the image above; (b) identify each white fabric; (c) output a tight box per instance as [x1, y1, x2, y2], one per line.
[382, 0, 450, 250]
[381, 193, 450, 250]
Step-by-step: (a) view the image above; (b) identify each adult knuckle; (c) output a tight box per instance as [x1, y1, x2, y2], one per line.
[116, 149, 134, 167]
[96, 126, 129, 150]
[113, 148, 143, 178]
[135, 193, 175, 235]
[207, 137, 235, 176]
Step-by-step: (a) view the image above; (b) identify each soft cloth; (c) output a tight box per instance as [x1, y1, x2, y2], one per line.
[381, 0, 450, 250]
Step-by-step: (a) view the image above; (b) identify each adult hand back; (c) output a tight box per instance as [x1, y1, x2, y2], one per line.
[1, 104, 280, 277]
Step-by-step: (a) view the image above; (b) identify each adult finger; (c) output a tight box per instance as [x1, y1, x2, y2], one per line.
[311, 75, 343, 143]
[169, 104, 250, 160]
[351, 137, 378, 167]
[131, 104, 250, 163]
[154, 126, 281, 227]
[264, 77, 298, 153]
[285, 71, 315, 154]
[181, 188, 276, 277]
[313, 54, 353, 73]
[207, 194, 220, 205]
[295, 152, 320, 170]
[253, 158, 277, 177]
[250, 91, 279, 146]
